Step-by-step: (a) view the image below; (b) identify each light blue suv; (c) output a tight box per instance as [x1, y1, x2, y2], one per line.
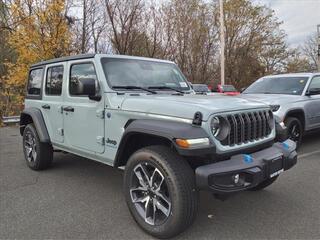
[20, 54, 297, 238]
[242, 73, 320, 147]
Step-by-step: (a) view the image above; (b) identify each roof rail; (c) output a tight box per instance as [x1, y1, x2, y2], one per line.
[30, 54, 96, 68]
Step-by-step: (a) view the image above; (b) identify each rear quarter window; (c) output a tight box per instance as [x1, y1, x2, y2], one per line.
[27, 68, 43, 96]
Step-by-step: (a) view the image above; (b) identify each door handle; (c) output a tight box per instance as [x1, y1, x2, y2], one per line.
[63, 106, 74, 112]
[42, 104, 50, 109]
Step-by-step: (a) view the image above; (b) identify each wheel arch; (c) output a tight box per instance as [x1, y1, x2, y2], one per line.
[285, 109, 306, 131]
[114, 119, 212, 167]
[20, 108, 51, 143]
[114, 131, 173, 167]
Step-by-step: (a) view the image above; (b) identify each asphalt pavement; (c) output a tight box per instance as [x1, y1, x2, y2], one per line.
[0, 127, 319, 239]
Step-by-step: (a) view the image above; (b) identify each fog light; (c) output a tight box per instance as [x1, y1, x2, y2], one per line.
[233, 174, 239, 184]
[209, 172, 252, 189]
[232, 173, 246, 186]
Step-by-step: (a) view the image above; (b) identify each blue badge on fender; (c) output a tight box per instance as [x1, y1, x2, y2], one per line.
[243, 154, 253, 163]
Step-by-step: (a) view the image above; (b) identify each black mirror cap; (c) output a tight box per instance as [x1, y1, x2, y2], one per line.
[306, 88, 320, 96]
[81, 78, 96, 96]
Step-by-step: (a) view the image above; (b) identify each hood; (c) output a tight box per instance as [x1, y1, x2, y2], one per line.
[240, 94, 304, 105]
[120, 94, 268, 121]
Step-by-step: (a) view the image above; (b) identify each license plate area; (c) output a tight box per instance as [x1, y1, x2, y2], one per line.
[265, 156, 284, 178]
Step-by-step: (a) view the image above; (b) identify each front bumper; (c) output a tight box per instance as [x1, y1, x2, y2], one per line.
[195, 140, 297, 194]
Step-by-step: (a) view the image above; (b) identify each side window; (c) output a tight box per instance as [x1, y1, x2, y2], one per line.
[27, 68, 43, 95]
[309, 76, 320, 90]
[69, 63, 98, 96]
[46, 66, 64, 95]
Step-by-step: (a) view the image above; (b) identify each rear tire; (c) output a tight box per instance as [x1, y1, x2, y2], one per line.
[23, 123, 53, 170]
[123, 145, 198, 239]
[285, 117, 303, 148]
[249, 176, 278, 191]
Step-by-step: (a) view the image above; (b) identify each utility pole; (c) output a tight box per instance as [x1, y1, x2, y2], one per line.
[317, 24, 320, 71]
[219, 0, 225, 85]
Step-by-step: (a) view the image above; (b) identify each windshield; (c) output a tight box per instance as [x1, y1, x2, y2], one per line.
[243, 77, 309, 95]
[221, 85, 237, 92]
[193, 84, 210, 92]
[101, 58, 190, 91]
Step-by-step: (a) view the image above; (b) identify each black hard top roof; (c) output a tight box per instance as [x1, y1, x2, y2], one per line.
[30, 54, 96, 68]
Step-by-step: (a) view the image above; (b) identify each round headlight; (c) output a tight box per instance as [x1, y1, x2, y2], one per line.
[210, 116, 230, 140]
[211, 117, 220, 136]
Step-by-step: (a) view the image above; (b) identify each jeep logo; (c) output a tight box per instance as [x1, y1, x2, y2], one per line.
[106, 138, 117, 146]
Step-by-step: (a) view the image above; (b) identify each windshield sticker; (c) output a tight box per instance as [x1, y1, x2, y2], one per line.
[179, 82, 188, 88]
[299, 80, 305, 84]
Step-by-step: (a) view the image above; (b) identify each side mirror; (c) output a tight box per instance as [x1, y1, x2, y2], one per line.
[81, 78, 96, 95]
[306, 88, 320, 96]
[75, 78, 101, 101]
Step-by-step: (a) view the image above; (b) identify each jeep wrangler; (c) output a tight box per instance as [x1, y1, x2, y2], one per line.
[20, 54, 297, 238]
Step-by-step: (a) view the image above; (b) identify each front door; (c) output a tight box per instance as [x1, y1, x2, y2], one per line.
[41, 63, 65, 143]
[63, 61, 105, 154]
[305, 76, 320, 129]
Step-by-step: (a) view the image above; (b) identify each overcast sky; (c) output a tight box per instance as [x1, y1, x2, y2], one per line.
[254, 0, 320, 47]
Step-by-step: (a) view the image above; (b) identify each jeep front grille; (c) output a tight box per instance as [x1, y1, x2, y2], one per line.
[221, 110, 273, 146]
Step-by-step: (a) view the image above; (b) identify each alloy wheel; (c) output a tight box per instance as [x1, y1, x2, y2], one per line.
[24, 131, 37, 162]
[130, 162, 171, 226]
[289, 123, 301, 143]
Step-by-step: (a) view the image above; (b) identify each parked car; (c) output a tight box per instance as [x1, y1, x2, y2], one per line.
[215, 84, 240, 96]
[241, 73, 320, 147]
[191, 83, 214, 95]
[20, 54, 297, 238]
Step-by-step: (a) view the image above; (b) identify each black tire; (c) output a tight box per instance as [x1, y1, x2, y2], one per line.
[285, 117, 303, 148]
[123, 145, 198, 239]
[22, 123, 53, 170]
[249, 176, 278, 191]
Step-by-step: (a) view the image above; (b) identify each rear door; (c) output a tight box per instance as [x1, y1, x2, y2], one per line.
[305, 75, 320, 129]
[41, 63, 65, 143]
[63, 60, 105, 153]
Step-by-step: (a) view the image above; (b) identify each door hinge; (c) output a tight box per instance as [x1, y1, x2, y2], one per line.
[96, 109, 105, 119]
[96, 136, 105, 145]
[57, 128, 64, 136]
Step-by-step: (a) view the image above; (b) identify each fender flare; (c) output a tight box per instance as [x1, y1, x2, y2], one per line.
[284, 108, 306, 129]
[114, 119, 215, 167]
[20, 108, 51, 143]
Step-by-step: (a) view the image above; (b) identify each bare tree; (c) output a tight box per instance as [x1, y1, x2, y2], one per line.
[105, 0, 144, 55]
[159, 0, 218, 84]
[70, 0, 108, 54]
[302, 33, 318, 71]
[222, 0, 292, 88]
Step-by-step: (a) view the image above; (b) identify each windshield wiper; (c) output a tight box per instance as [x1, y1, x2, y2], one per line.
[148, 86, 184, 94]
[112, 86, 157, 94]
